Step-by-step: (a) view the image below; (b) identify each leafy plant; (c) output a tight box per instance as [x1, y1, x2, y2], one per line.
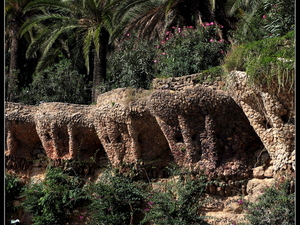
[229, 0, 294, 44]
[87, 168, 146, 225]
[224, 30, 294, 92]
[244, 176, 295, 225]
[141, 168, 210, 225]
[106, 36, 157, 91]
[153, 25, 229, 78]
[21, 167, 90, 225]
[19, 58, 91, 105]
[5, 173, 25, 221]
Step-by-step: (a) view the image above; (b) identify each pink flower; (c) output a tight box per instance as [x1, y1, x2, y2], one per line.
[209, 39, 214, 42]
[166, 31, 170, 35]
[144, 208, 150, 211]
[188, 26, 193, 29]
[237, 199, 244, 205]
[220, 51, 224, 54]
[220, 25, 224, 28]
[161, 41, 165, 44]
[206, 23, 210, 26]
[79, 216, 84, 219]
[162, 52, 166, 55]
[210, 22, 214, 25]
[126, 33, 130, 36]
[172, 26, 176, 29]
[156, 45, 160, 48]
[148, 201, 155, 205]
[153, 60, 158, 63]
[262, 15, 267, 19]
[166, 37, 169, 40]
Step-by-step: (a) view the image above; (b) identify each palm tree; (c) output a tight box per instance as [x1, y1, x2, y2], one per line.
[21, 0, 125, 102]
[113, 0, 237, 42]
[5, 0, 34, 101]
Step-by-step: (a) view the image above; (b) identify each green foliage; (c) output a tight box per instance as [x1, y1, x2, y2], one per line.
[19, 58, 90, 105]
[21, 167, 90, 225]
[231, 0, 295, 44]
[141, 168, 210, 225]
[153, 25, 229, 78]
[244, 177, 295, 225]
[106, 24, 229, 92]
[87, 168, 146, 225]
[106, 36, 157, 91]
[224, 30, 294, 92]
[5, 173, 25, 221]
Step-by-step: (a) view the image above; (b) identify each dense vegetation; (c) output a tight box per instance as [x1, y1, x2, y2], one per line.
[5, 166, 295, 224]
[5, 0, 294, 104]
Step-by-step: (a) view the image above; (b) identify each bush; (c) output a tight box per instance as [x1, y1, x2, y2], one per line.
[87, 168, 146, 225]
[224, 30, 295, 92]
[231, 0, 295, 44]
[19, 58, 91, 105]
[106, 37, 157, 91]
[153, 25, 229, 78]
[106, 24, 230, 92]
[21, 167, 90, 225]
[141, 168, 210, 225]
[244, 177, 295, 225]
[5, 173, 25, 222]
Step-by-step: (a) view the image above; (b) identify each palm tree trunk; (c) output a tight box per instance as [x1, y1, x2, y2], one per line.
[6, 21, 19, 102]
[92, 27, 109, 102]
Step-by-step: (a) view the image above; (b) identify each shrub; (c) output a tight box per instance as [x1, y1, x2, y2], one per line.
[106, 36, 157, 91]
[231, 0, 295, 44]
[106, 24, 230, 91]
[5, 173, 25, 222]
[141, 168, 210, 225]
[244, 176, 295, 225]
[21, 167, 90, 225]
[153, 25, 229, 78]
[87, 168, 147, 225]
[224, 30, 294, 92]
[19, 58, 91, 105]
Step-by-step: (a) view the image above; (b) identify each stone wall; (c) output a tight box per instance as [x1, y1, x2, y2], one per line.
[5, 81, 263, 187]
[5, 71, 295, 183]
[225, 71, 295, 176]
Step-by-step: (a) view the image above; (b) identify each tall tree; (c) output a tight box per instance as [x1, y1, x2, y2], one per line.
[21, 0, 124, 102]
[5, 0, 34, 101]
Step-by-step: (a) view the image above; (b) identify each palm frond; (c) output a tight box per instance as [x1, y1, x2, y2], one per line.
[83, 28, 94, 74]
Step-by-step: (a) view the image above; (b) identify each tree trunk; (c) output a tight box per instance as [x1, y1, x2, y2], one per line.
[92, 27, 109, 102]
[6, 21, 19, 102]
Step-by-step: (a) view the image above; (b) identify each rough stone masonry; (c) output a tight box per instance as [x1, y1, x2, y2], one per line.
[5, 71, 295, 183]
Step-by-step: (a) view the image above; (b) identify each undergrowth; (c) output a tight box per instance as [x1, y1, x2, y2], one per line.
[223, 30, 294, 92]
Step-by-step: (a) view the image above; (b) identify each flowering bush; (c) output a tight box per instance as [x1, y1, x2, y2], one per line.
[106, 23, 229, 91]
[153, 24, 229, 78]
